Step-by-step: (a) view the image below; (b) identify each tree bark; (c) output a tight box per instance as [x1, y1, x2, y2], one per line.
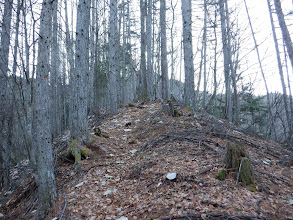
[219, 0, 232, 121]
[70, 0, 91, 169]
[32, 0, 57, 216]
[0, 0, 13, 191]
[182, 0, 195, 109]
[274, 0, 293, 71]
[147, 0, 153, 100]
[267, 0, 292, 139]
[161, 0, 169, 100]
[109, 0, 119, 113]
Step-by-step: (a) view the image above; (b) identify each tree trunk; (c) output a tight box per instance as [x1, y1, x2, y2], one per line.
[182, 0, 195, 109]
[219, 0, 232, 121]
[109, 0, 119, 113]
[70, 0, 91, 169]
[0, 0, 13, 191]
[140, 0, 148, 100]
[274, 0, 293, 71]
[160, 0, 168, 101]
[267, 0, 292, 139]
[243, 0, 277, 140]
[32, 0, 57, 217]
[147, 0, 153, 100]
[202, 0, 208, 108]
[51, 0, 59, 138]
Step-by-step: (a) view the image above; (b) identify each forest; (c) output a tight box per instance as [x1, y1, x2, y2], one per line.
[0, 0, 293, 219]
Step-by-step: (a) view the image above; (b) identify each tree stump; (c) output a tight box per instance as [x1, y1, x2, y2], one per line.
[221, 142, 255, 185]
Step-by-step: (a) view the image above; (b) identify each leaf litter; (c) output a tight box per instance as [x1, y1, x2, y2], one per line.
[1, 101, 293, 220]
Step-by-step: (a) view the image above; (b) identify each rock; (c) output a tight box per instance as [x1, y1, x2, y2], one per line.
[103, 190, 113, 196]
[166, 172, 177, 180]
[0, 213, 4, 218]
[117, 217, 128, 220]
[288, 199, 293, 205]
[74, 182, 84, 188]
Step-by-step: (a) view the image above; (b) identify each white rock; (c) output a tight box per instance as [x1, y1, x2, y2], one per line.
[74, 182, 84, 188]
[51, 217, 58, 220]
[103, 190, 113, 196]
[117, 217, 128, 220]
[288, 199, 293, 205]
[124, 129, 132, 132]
[0, 213, 4, 218]
[166, 172, 177, 180]
[130, 149, 138, 154]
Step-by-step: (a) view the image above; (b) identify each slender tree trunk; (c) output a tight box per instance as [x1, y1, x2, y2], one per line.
[140, 0, 147, 100]
[182, 0, 195, 108]
[267, 0, 291, 139]
[202, 0, 208, 108]
[219, 0, 232, 121]
[88, 0, 96, 114]
[109, 0, 119, 113]
[225, 0, 239, 124]
[274, 0, 293, 71]
[160, 0, 168, 100]
[244, 0, 277, 140]
[32, 0, 57, 216]
[51, 0, 59, 138]
[0, 0, 13, 191]
[147, 0, 153, 100]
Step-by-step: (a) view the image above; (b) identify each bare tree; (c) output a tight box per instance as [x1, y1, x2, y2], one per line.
[32, 0, 57, 216]
[109, 0, 119, 112]
[140, 0, 148, 100]
[267, 0, 292, 140]
[160, 0, 169, 100]
[147, 0, 153, 100]
[243, 0, 277, 140]
[219, 0, 232, 121]
[0, 0, 13, 191]
[274, 0, 293, 71]
[182, 0, 195, 108]
[70, 0, 91, 168]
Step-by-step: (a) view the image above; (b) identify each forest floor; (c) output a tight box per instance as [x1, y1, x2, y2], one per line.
[1, 101, 293, 220]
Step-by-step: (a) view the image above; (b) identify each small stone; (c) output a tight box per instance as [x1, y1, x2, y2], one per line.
[288, 199, 293, 205]
[74, 182, 84, 188]
[124, 129, 132, 132]
[166, 172, 177, 180]
[0, 213, 4, 218]
[103, 190, 113, 196]
[117, 217, 128, 220]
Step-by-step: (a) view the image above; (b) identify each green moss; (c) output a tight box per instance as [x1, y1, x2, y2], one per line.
[69, 138, 82, 170]
[216, 169, 227, 180]
[80, 149, 88, 157]
[248, 184, 257, 192]
[238, 157, 254, 185]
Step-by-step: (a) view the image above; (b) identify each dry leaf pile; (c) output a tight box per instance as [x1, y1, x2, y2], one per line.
[1, 101, 293, 219]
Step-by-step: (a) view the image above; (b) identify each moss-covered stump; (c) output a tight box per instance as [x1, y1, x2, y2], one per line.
[224, 142, 247, 171]
[216, 169, 227, 180]
[238, 157, 254, 185]
[61, 138, 91, 169]
[217, 142, 255, 186]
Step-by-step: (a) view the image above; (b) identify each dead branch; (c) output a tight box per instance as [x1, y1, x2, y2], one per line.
[162, 212, 270, 220]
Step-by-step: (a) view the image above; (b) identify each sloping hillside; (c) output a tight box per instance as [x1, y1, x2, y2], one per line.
[2, 101, 293, 219]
